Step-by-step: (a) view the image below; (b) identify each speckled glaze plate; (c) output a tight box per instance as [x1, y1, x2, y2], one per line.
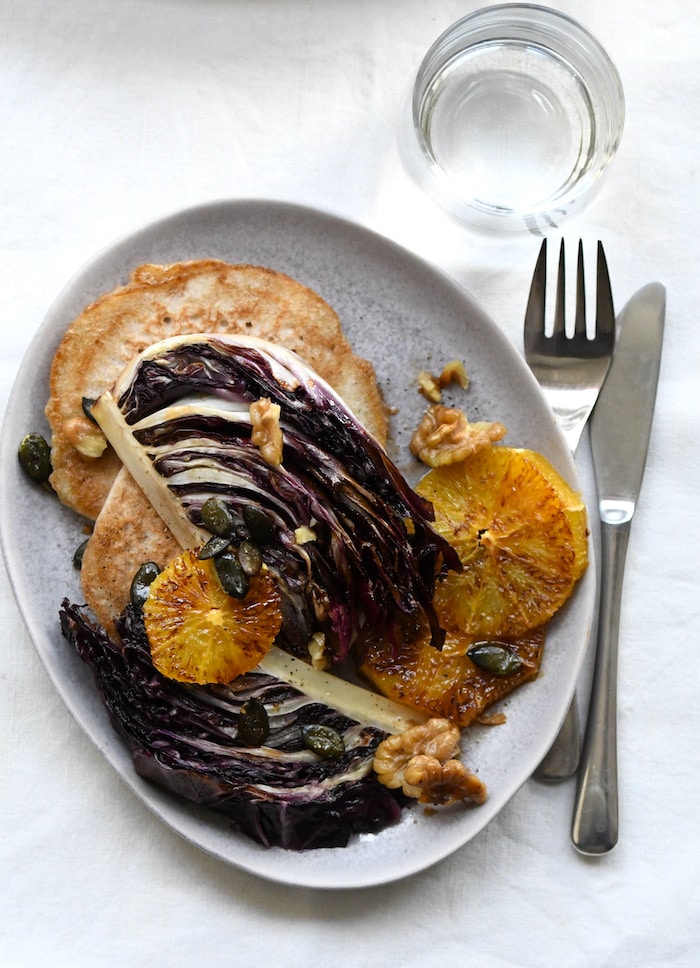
[0, 200, 594, 889]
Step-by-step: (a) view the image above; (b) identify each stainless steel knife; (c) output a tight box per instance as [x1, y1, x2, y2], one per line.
[571, 282, 666, 855]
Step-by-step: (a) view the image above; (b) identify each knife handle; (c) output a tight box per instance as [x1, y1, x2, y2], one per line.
[571, 512, 632, 855]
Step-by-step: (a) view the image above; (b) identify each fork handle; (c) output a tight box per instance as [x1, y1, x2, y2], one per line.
[571, 516, 632, 854]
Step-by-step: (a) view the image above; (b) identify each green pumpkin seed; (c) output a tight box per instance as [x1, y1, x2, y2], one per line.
[468, 642, 523, 677]
[242, 505, 276, 545]
[200, 497, 236, 537]
[301, 724, 346, 759]
[214, 549, 250, 599]
[238, 698, 270, 747]
[198, 534, 231, 560]
[81, 397, 98, 424]
[237, 539, 262, 577]
[130, 561, 161, 609]
[18, 433, 52, 485]
[72, 538, 89, 570]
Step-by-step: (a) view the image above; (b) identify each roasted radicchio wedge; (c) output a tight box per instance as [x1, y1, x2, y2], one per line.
[60, 601, 405, 850]
[92, 334, 459, 661]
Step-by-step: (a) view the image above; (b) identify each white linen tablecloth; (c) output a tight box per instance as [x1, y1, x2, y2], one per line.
[2, 1, 698, 964]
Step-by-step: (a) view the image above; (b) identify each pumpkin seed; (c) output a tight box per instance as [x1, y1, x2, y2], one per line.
[301, 724, 345, 759]
[237, 539, 262, 577]
[18, 433, 52, 485]
[242, 505, 276, 545]
[214, 549, 250, 599]
[200, 497, 236, 537]
[238, 698, 270, 747]
[81, 397, 98, 424]
[198, 534, 231, 560]
[467, 642, 523, 677]
[130, 561, 161, 609]
[72, 538, 89, 570]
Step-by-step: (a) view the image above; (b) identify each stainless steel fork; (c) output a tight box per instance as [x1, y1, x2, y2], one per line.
[524, 238, 615, 781]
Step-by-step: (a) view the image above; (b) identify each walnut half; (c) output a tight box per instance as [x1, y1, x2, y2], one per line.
[250, 398, 283, 467]
[373, 717, 487, 807]
[410, 404, 506, 467]
[418, 360, 470, 403]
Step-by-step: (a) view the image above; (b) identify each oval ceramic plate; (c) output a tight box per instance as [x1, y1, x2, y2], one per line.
[0, 200, 594, 889]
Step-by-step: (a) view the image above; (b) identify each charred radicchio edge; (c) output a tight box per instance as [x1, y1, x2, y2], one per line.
[92, 334, 459, 661]
[60, 601, 405, 850]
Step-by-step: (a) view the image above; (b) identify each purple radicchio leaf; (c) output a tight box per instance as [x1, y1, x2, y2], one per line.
[60, 600, 404, 851]
[111, 336, 459, 659]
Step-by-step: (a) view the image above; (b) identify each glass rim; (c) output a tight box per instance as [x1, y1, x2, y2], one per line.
[410, 3, 626, 231]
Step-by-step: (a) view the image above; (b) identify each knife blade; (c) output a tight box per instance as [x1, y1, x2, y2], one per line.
[571, 282, 665, 855]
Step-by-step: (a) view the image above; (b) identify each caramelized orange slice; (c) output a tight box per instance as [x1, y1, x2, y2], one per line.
[359, 615, 545, 726]
[416, 446, 588, 639]
[143, 549, 282, 684]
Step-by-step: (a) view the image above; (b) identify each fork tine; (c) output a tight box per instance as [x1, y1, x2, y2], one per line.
[524, 238, 547, 353]
[552, 239, 566, 339]
[595, 241, 616, 345]
[574, 240, 586, 339]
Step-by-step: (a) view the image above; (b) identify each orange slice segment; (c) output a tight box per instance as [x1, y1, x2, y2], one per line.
[359, 615, 545, 726]
[416, 446, 588, 639]
[143, 549, 282, 684]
